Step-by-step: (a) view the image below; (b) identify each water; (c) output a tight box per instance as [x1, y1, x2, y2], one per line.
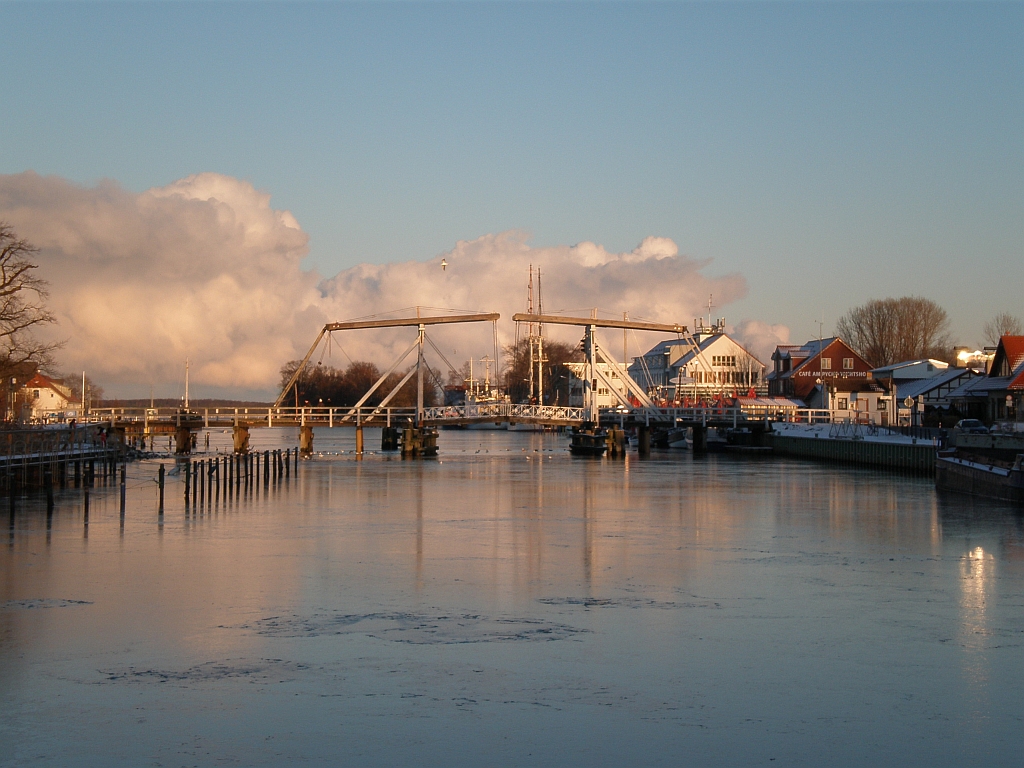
[2, 428, 1023, 766]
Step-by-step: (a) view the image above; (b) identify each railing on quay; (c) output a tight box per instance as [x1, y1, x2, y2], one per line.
[0, 424, 121, 488]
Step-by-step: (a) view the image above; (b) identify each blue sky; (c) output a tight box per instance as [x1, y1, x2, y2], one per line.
[1, 1, 1021, 349]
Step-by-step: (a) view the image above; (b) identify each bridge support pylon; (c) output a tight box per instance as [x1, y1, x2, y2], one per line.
[175, 427, 193, 455]
[637, 425, 651, 457]
[381, 427, 400, 451]
[233, 424, 250, 454]
[691, 424, 708, 454]
[401, 426, 438, 458]
[300, 425, 314, 456]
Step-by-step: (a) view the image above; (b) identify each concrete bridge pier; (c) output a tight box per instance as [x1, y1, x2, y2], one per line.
[401, 426, 438, 458]
[637, 425, 651, 457]
[607, 426, 627, 457]
[300, 425, 314, 456]
[691, 424, 708, 454]
[381, 427, 400, 451]
[233, 424, 250, 454]
[175, 427, 193, 455]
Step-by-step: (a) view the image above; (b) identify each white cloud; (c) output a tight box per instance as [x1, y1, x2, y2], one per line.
[0, 172, 760, 398]
[731, 319, 791, 364]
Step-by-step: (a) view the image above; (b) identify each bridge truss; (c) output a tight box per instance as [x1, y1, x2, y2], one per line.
[275, 310, 501, 424]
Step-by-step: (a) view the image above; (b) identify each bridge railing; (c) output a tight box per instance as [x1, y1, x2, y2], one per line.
[420, 403, 587, 423]
[87, 406, 420, 427]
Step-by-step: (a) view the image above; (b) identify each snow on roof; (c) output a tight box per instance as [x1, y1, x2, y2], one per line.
[890, 368, 976, 400]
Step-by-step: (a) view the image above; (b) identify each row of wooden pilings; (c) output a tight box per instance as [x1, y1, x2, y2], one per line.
[180, 448, 299, 509]
[8, 452, 129, 529]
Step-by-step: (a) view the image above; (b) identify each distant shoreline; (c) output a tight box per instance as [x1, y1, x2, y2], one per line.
[95, 398, 273, 409]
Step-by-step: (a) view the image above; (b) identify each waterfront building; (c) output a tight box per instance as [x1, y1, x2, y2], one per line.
[627, 320, 766, 402]
[767, 337, 894, 423]
[871, 359, 978, 425]
[947, 335, 1024, 424]
[19, 372, 80, 423]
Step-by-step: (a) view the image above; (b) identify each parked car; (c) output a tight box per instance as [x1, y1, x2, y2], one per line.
[954, 419, 988, 434]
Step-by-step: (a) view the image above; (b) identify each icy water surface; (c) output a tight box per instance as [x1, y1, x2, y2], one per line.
[2, 428, 1023, 766]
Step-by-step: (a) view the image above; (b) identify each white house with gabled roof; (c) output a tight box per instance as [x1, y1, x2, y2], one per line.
[627, 321, 767, 402]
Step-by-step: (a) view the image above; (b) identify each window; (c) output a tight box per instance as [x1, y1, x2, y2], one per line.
[843, 358, 853, 370]
[837, 397, 848, 410]
[877, 399, 887, 410]
[821, 358, 832, 370]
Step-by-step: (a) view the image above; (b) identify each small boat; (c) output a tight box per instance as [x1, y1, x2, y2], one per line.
[569, 425, 608, 456]
[686, 426, 728, 452]
[666, 426, 689, 449]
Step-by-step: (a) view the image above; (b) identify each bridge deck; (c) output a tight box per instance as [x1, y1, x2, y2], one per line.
[84, 404, 815, 430]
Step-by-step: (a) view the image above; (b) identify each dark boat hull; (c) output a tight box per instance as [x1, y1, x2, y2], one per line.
[935, 454, 1024, 504]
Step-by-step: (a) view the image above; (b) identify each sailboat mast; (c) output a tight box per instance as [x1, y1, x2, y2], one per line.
[527, 265, 534, 402]
[536, 267, 543, 406]
[184, 357, 190, 410]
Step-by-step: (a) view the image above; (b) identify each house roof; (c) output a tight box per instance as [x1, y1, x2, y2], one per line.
[23, 373, 80, 404]
[630, 333, 765, 371]
[994, 336, 1024, 389]
[890, 367, 977, 401]
[773, 338, 837, 361]
[871, 359, 950, 377]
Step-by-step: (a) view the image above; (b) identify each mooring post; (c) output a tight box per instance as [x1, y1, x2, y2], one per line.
[284, 449, 290, 478]
[199, 460, 205, 507]
[356, 425, 364, 456]
[158, 463, 165, 515]
[119, 463, 126, 517]
[300, 425, 313, 456]
[44, 469, 54, 514]
[264, 450, 270, 486]
[184, 459, 191, 505]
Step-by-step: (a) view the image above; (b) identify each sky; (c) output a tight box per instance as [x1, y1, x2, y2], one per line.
[0, 2, 1020, 399]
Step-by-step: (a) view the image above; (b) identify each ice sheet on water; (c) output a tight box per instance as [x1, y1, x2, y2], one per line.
[1, 598, 93, 610]
[238, 611, 589, 644]
[100, 658, 311, 685]
[536, 596, 721, 610]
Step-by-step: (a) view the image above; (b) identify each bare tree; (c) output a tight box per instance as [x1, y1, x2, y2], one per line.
[982, 312, 1023, 346]
[0, 223, 59, 380]
[836, 296, 953, 367]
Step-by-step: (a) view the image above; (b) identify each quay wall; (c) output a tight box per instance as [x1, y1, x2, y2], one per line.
[769, 434, 935, 474]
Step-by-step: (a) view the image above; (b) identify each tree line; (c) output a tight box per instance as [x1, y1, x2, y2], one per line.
[836, 296, 1021, 368]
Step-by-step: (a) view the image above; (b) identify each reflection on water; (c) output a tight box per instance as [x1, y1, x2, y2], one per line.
[2, 428, 1024, 766]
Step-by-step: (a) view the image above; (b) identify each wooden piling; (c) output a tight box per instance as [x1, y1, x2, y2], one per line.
[44, 469, 54, 513]
[119, 464, 126, 517]
[158, 464, 165, 514]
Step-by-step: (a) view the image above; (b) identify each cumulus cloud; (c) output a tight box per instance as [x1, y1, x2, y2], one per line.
[0, 171, 323, 396]
[731, 319, 791, 364]
[0, 171, 772, 398]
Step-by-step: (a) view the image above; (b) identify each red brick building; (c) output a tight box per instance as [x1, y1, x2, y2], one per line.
[767, 337, 877, 401]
